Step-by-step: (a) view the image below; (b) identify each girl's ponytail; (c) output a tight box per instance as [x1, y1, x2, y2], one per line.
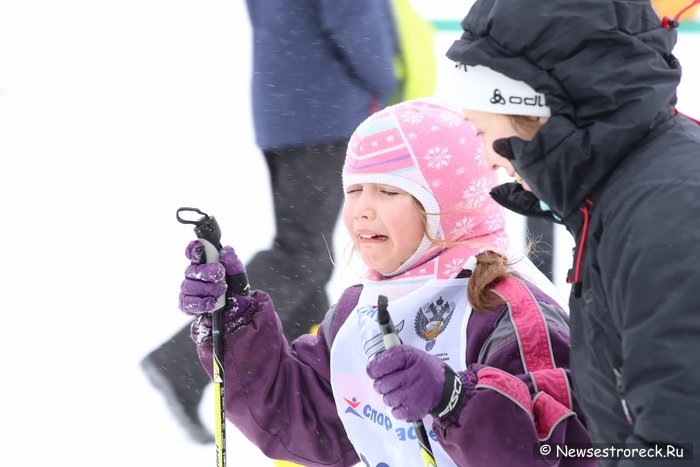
[468, 251, 510, 311]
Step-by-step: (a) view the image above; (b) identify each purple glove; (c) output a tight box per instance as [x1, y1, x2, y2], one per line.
[366, 345, 464, 422]
[179, 240, 253, 325]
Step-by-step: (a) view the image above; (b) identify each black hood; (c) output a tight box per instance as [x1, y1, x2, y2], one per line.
[446, 0, 681, 221]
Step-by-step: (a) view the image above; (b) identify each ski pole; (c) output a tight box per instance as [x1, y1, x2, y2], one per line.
[376, 295, 437, 467]
[177, 207, 250, 467]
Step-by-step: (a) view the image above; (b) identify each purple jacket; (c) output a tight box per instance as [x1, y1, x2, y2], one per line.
[194, 277, 594, 466]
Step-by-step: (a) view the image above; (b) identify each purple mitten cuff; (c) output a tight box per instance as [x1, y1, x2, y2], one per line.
[431, 366, 465, 419]
[433, 364, 484, 435]
[191, 294, 258, 344]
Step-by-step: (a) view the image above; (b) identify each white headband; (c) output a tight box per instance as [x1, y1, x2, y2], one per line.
[441, 64, 551, 117]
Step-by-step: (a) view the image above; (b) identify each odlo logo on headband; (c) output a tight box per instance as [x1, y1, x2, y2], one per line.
[490, 88, 546, 108]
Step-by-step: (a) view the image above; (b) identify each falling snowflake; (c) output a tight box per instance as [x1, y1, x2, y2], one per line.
[456, 166, 466, 176]
[431, 179, 442, 188]
[424, 146, 452, 169]
[387, 135, 395, 143]
[371, 140, 379, 147]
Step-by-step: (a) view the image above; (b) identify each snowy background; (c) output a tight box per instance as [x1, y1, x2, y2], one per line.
[1, 1, 698, 465]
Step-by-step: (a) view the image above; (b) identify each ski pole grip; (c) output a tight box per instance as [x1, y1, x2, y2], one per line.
[176, 207, 223, 250]
[193, 216, 222, 251]
[177, 207, 227, 309]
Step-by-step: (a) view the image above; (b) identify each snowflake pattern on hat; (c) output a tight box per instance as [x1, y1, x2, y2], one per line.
[343, 98, 509, 281]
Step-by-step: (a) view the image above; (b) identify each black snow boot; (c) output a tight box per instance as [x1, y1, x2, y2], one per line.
[141, 323, 214, 444]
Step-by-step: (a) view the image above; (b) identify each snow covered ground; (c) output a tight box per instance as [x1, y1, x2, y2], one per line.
[0, 2, 698, 465]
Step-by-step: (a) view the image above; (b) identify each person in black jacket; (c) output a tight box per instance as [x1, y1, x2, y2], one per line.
[141, 0, 398, 444]
[443, 1, 700, 465]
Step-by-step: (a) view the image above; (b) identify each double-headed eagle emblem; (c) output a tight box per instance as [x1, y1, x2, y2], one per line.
[414, 296, 455, 351]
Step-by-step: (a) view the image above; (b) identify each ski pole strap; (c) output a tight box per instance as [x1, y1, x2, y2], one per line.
[431, 366, 464, 419]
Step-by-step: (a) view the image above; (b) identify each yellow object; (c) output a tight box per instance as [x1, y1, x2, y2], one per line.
[213, 352, 226, 466]
[651, 0, 699, 20]
[390, 0, 437, 103]
[420, 447, 437, 467]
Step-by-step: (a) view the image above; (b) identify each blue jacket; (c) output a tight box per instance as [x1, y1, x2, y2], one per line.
[245, 0, 398, 150]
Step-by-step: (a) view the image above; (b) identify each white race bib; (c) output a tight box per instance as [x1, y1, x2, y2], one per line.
[330, 278, 470, 467]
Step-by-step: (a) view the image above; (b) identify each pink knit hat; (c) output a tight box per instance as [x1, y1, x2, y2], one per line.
[343, 98, 509, 279]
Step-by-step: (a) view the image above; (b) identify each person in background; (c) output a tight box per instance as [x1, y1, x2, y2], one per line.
[445, 0, 700, 464]
[177, 98, 594, 466]
[142, 0, 398, 444]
